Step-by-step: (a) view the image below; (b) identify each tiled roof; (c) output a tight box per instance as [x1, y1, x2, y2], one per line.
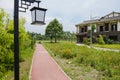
[76, 12, 120, 26]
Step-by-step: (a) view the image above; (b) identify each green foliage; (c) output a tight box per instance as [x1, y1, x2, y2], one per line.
[105, 38, 114, 44]
[92, 24, 96, 32]
[88, 24, 96, 33]
[20, 47, 34, 80]
[0, 8, 9, 27]
[60, 49, 75, 59]
[61, 31, 76, 42]
[83, 37, 90, 45]
[43, 41, 120, 79]
[45, 19, 63, 43]
[0, 8, 14, 78]
[0, 8, 32, 79]
[94, 44, 120, 49]
[28, 32, 48, 41]
[98, 35, 105, 44]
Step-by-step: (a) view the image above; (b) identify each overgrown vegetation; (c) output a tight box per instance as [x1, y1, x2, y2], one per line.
[43, 41, 120, 80]
[61, 31, 76, 42]
[83, 37, 90, 45]
[98, 35, 105, 44]
[0, 8, 14, 79]
[0, 8, 34, 79]
[83, 35, 105, 45]
[94, 44, 120, 50]
[20, 47, 34, 80]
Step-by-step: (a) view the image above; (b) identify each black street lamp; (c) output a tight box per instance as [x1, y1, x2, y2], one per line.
[14, 0, 47, 80]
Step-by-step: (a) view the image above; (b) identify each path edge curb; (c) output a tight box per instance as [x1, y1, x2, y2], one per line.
[29, 45, 36, 80]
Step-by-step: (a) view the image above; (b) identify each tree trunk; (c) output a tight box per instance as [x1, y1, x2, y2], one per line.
[55, 34, 57, 43]
[50, 36, 53, 43]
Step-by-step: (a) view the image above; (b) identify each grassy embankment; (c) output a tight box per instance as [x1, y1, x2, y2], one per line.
[43, 41, 120, 80]
[20, 46, 35, 80]
[3, 46, 35, 80]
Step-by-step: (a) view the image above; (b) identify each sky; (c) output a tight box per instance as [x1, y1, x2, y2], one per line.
[0, 0, 120, 34]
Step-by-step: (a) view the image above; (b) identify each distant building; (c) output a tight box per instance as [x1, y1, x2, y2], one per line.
[75, 12, 120, 43]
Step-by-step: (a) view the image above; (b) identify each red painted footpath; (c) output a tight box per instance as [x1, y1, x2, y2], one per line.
[30, 44, 71, 80]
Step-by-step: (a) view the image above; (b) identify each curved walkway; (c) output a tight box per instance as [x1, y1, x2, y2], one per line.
[30, 44, 71, 80]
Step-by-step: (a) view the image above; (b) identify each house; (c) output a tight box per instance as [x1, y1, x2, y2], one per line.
[75, 12, 120, 43]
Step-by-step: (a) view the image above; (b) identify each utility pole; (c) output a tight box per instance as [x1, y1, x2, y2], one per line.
[90, 26, 92, 48]
[90, 14, 93, 48]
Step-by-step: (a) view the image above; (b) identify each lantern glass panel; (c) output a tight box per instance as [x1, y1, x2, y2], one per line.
[31, 10, 35, 22]
[36, 9, 45, 22]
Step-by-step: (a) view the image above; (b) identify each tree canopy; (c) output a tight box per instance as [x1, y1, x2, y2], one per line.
[45, 19, 63, 43]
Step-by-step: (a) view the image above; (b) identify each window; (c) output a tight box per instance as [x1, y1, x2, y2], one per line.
[79, 28, 84, 33]
[81, 28, 84, 32]
[100, 26, 104, 32]
[84, 26, 87, 32]
[111, 25, 114, 31]
[115, 24, 117, 31]
[111, 24, 117, 31]
[105, 23, 109, 31]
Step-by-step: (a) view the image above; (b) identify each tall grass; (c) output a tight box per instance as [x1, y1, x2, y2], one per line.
[94, 44, 120, 50]
[20, 46, 34, 80]
[43, 42, 120, 79]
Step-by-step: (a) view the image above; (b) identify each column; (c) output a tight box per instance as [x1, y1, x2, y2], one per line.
[117, 20, 120, 31]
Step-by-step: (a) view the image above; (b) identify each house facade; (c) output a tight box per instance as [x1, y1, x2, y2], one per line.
[75, 12, 120, 43]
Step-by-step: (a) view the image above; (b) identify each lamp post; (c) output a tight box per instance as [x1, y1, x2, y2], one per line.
[88, 25, 92, 48]
[14, 0, 47, 80]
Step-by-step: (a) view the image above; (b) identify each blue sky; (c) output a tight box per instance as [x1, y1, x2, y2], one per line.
[0, 0, 120, 34]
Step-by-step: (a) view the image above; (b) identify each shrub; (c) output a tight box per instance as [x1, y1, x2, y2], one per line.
[98, 35, 105, 44]
[60, 49, 74, 59]
[92, 36, 97, 43]
[104, 38, 114, 44]
[83, 37, 90, 45]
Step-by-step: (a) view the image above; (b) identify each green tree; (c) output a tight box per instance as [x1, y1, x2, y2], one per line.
[61, 31, 76, 42]
[0, 8, 14, 78]
[92, 24, 96, 33]
[45, 19, 63, 43]
[88, 24, 96, 43]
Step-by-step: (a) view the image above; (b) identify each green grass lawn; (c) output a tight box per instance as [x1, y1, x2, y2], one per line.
[94, 44, 120, 50]
[43, 41, 120, 80]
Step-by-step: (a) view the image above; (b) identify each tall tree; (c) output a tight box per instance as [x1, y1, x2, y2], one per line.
[45, 19, 63, 43]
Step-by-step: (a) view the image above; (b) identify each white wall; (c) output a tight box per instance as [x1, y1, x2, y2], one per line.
[94, 24, 97, 32]
[76, 26, 79, 33]
[117, 21, 120, 31]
